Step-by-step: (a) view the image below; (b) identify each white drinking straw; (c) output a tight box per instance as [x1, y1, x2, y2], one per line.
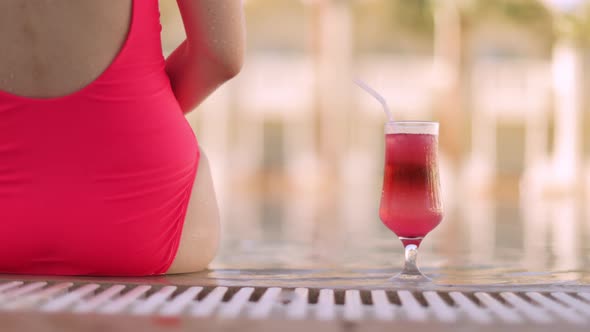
[353, 78, 393, 122]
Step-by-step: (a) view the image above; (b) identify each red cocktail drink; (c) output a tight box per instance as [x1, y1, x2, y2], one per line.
[379, 122, 443, 282]
[379, 133, 443, 246]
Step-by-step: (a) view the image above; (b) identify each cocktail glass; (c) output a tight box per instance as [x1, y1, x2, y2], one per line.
[379, 121, 443, 283]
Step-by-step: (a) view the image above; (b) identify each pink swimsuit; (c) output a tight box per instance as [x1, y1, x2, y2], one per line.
[0, 0, 199, 276]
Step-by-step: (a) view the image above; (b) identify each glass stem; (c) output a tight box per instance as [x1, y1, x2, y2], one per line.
[402, 244, 422, 276]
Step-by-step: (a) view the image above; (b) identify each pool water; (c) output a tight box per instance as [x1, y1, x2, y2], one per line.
[212, 188, 590, 287]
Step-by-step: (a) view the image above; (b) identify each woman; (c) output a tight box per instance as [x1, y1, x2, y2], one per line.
[0, 0, 245, 276]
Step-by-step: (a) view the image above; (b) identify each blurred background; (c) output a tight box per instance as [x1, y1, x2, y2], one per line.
[159, 0, 590, 282]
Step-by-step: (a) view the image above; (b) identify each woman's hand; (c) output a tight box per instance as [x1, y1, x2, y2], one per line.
[165, 0, 245, 114]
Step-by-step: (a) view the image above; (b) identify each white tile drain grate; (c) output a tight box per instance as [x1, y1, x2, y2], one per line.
[0, 280, 589, 325]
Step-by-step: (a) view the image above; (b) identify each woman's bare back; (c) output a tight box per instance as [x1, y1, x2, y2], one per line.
[0, 0, 131, 98]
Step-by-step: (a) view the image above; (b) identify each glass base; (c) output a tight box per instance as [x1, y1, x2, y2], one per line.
[375, 271, 436, 290]
[389, 242, 432, 285]
[389, 270, 432, 284]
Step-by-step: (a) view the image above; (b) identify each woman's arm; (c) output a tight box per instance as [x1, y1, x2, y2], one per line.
[166, 0, 245, 114]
